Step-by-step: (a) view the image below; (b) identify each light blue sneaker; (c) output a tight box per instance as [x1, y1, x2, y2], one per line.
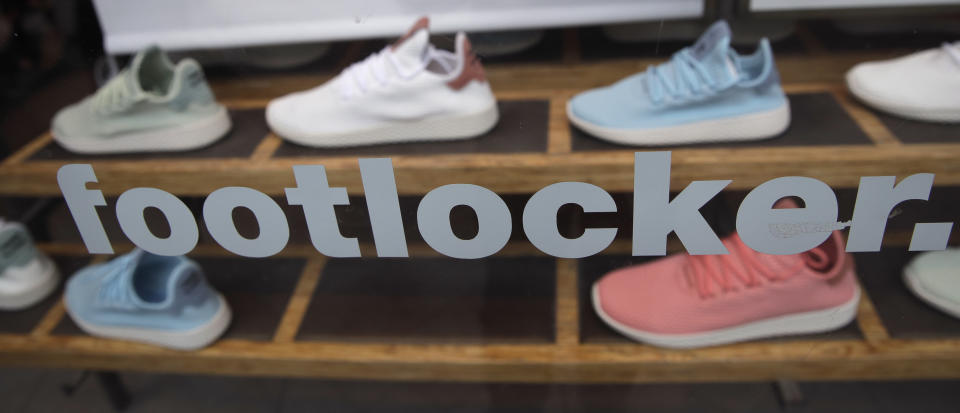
[64, 250, 231, 350]
[568, 20, 790, 145]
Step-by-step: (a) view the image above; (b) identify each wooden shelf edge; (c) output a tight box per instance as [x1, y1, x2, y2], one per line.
[35, 230, 923, 260]
[1, 336, 959, 382]
[4, 143, 960, 196]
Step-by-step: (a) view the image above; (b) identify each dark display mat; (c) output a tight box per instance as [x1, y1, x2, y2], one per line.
[856, 249, 960, 339]
[28, 109, 267, 161]
[274, 100, 548, 157]
[873, 110, 960, 144]
[198, 257, 303, 340]
[572, 92, 873, 151]
[53, 257, 304, 341]
[296, 257, 555, 343]
[0, 255, 89, 334]
[578, 254, 864, 344]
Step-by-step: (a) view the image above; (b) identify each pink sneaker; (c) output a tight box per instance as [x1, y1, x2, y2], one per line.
[592, 230, 860, 349]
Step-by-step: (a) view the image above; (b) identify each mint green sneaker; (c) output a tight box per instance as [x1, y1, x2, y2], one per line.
[52, 46, 231, 154]
[0, 220, 59, 311]
[904, 248, 960, 320]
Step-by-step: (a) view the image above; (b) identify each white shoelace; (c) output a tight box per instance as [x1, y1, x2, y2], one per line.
[944, 42, 960, 66]
[338, 47, 422, 99]
[338, 46, 452, 99]
[93, 71, 137, 114]
[644, 48, 734, 106]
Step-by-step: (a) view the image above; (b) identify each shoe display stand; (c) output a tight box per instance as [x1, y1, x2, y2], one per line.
[1, 30, 960, 384]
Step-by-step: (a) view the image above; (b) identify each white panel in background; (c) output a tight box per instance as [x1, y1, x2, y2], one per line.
[93, 0, 704, 54]
[751, 0, 960, 12]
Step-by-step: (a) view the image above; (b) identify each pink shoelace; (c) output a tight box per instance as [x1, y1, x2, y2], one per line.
[685, 235, 832, 299]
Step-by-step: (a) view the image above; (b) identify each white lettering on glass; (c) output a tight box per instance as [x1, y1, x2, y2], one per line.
[56, 152, 952, 259]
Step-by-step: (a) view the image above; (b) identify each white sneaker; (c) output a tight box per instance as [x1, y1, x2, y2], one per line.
[0, 220, 59, 311]
[266, 17, 499, 147]
[846, 42, 960, 123]
[904, 248, 960, 320]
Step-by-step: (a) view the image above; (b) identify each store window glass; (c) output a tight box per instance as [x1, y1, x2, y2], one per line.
[1, 0, 959, 411]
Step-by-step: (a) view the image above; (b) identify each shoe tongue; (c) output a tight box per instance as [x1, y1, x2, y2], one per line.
[165, 260, 204, 301]
[124, 46, 161, 94]
[687, 20, 739, 84]
[750, 236, 839, 277]
[759, 251, 803, 271]
[802, 247, 833, 271]
[390, 17, 431, 73]
[124, 250, 198, 307]
[730, 233, 802, 273]
[115, 249, 147, 302]
[120, 248, 146, 273]
[755, 197, 832, 272]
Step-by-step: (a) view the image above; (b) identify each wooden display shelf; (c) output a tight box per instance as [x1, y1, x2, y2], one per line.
[2, 24, 960, 384]
[1, 236, 959, 383]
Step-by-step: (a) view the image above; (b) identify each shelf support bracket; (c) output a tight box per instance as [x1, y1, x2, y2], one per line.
[62, 370, 131, 412]
[774, 378, 805, 409]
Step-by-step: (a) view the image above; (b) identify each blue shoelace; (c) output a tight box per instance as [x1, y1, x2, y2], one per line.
[644, 48, 736, 107]
[95, 254, 139, 309]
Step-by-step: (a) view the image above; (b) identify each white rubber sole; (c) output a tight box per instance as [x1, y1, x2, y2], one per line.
[567, 101, 791, 146]
[53, 106, 232, 154]
[904, 269, 960, 320]
[274, 104, 499, 148]
[0, 256, 59, 311]
[846, 74, 960, 123]
[66, 294, 232, 351]
[592, 283, 860, 349]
